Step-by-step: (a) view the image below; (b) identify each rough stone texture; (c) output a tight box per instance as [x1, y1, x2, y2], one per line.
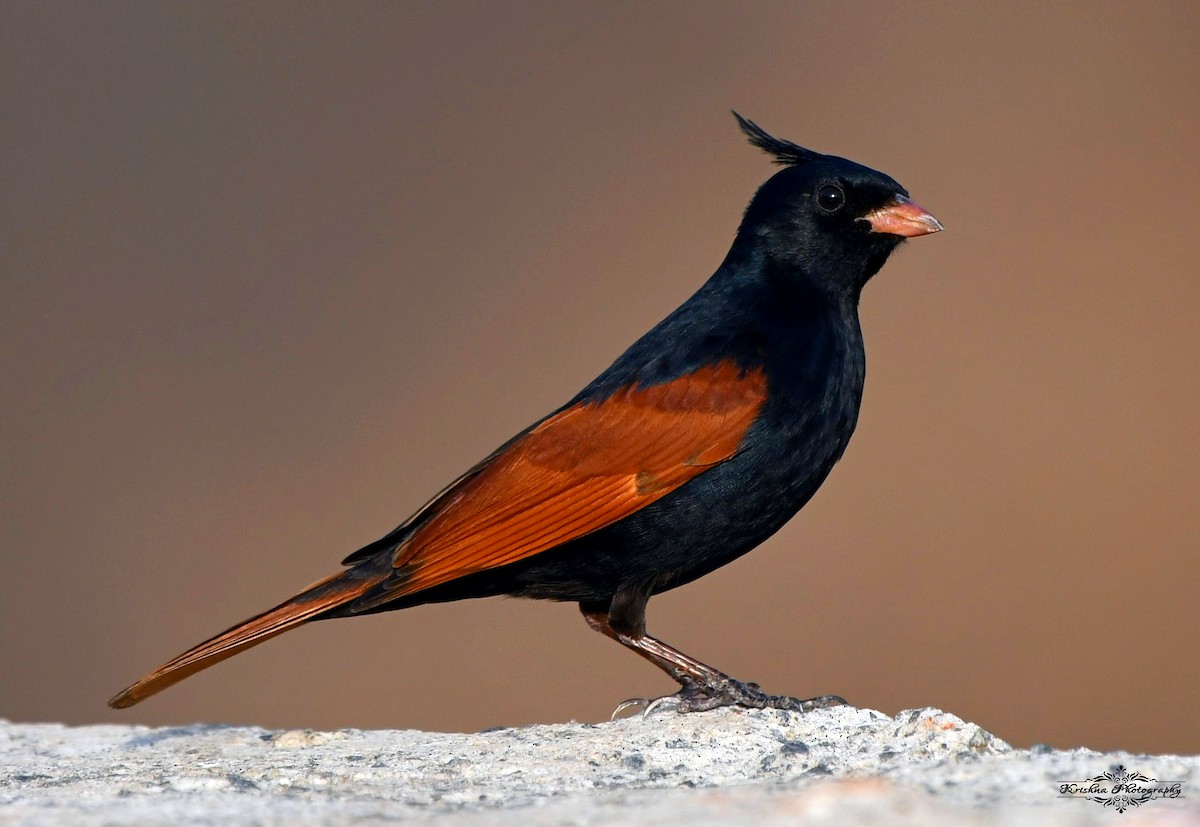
[2, 707, 1196, 825]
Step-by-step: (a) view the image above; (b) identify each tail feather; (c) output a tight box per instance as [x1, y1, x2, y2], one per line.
[107, 569, 377, 709]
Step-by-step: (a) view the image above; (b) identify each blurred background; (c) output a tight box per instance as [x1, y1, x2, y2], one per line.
[2, 2, 1197, 755]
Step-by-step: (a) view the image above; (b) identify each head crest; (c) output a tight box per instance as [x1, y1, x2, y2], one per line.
[733, 112, 820, 166]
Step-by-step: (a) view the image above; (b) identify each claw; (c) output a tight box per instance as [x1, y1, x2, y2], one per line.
[800, 694, 848, 711]
[610, 697, 650, 720]
[641, 695, 682, 718]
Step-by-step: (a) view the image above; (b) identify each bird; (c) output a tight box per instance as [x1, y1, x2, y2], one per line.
[109, 113, 942, 716]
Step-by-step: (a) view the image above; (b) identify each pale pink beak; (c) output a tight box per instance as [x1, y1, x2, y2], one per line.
[862, 195, 944, 237]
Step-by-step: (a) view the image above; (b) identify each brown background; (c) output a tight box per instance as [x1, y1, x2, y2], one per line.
[2, 3, 1198, 755]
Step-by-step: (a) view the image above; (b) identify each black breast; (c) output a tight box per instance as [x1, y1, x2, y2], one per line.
[498, 296, 867, 603]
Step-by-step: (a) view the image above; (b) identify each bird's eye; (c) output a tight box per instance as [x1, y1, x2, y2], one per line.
[816, 184, 845, 213]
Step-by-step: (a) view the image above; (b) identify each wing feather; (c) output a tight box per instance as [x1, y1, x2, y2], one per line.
[359, 361, 766, 604]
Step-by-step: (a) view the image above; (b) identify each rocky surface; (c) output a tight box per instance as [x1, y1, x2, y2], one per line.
[2, 707, 1196, 825]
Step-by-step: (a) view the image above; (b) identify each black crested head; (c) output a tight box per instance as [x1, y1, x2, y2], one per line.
[734, 111, 822, 166]
[730, 113, 942, 301]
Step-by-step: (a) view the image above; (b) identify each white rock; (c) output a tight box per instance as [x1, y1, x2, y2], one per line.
[2, 707, 1196, 825]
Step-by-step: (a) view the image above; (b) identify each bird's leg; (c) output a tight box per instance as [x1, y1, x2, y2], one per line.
[580, 592, 846, 717]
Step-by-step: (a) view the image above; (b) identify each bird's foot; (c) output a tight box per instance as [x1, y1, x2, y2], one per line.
[610, 679, 846, 719]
